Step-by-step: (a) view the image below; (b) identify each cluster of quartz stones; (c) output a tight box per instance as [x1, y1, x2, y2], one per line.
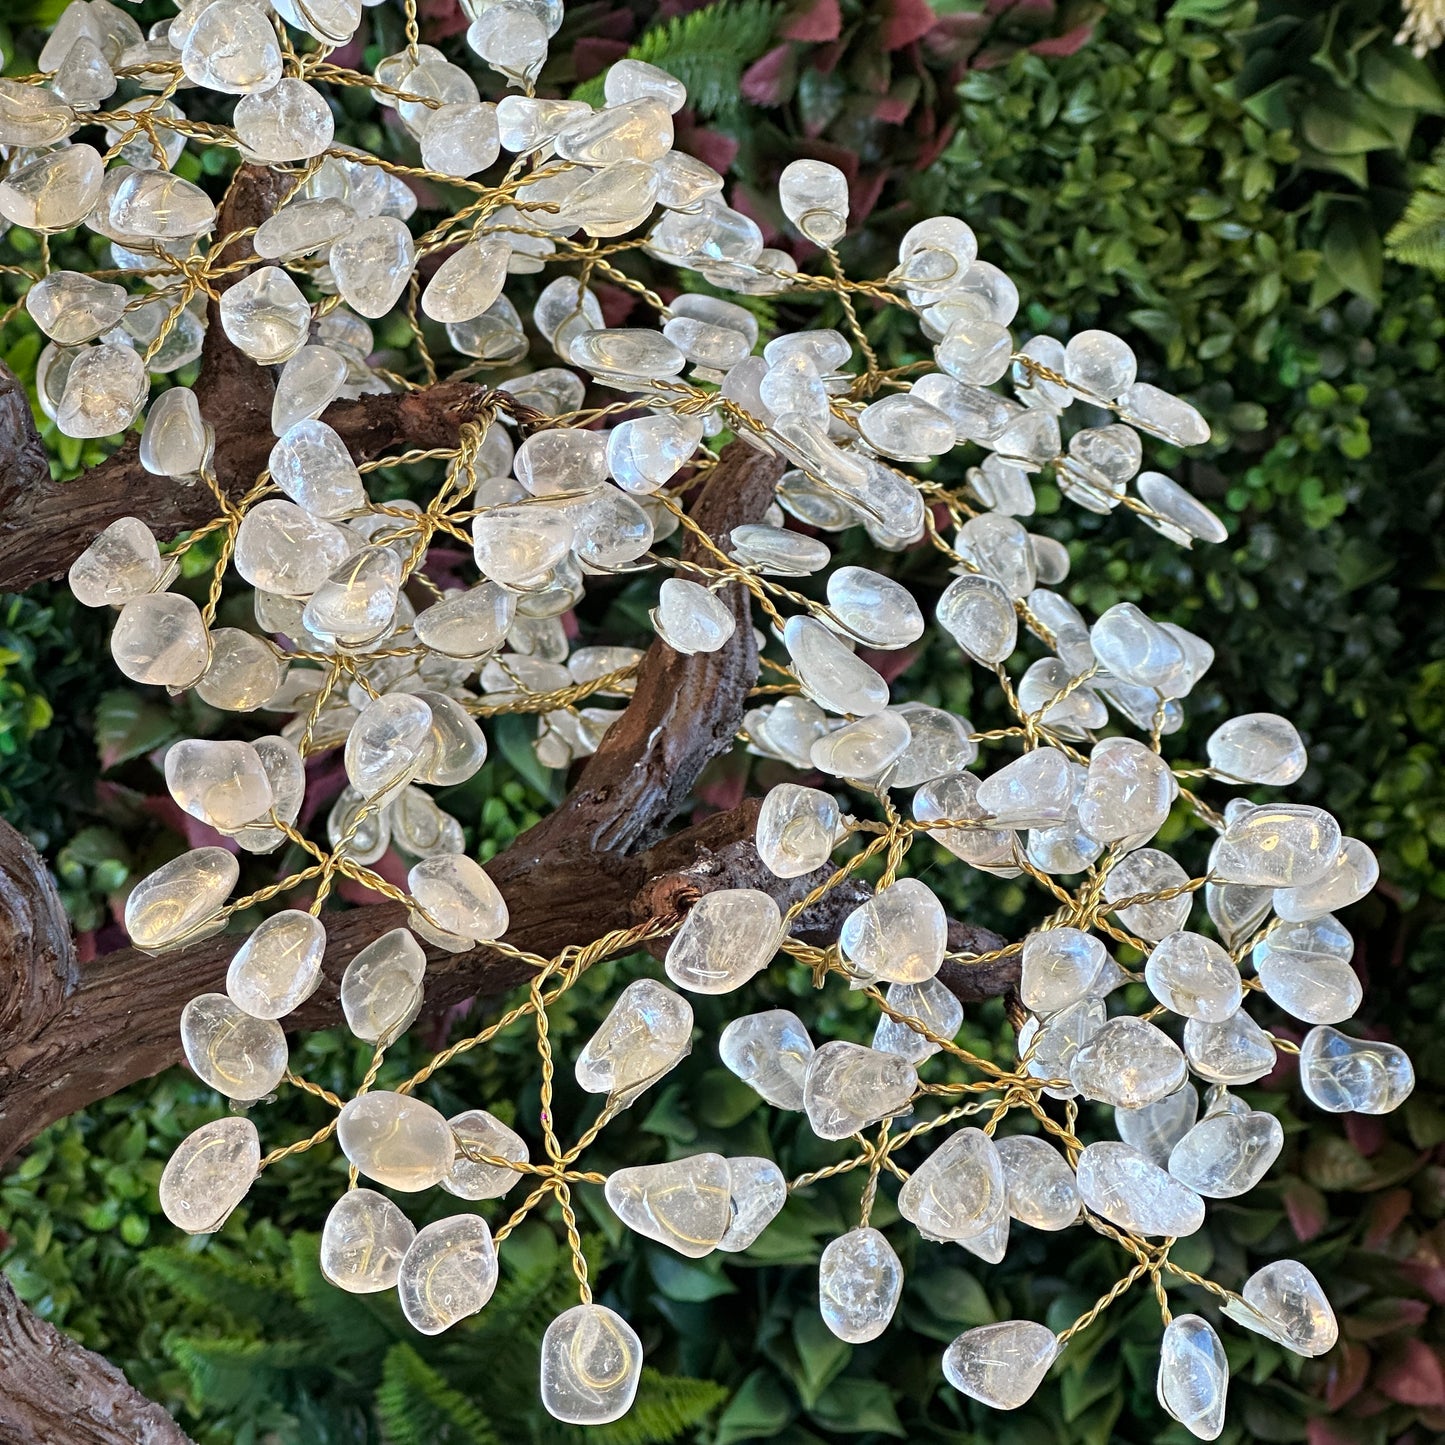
[14, 0, 1412, 1431]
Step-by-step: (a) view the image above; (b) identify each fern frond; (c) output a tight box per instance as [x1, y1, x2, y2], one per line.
[376, 1343, 501, 1445]
[169, 1334, 320, 1410]
[571, 1, 780, 117]
[1387, 189, 1445, 275]
[140, 1246, 302, 1332]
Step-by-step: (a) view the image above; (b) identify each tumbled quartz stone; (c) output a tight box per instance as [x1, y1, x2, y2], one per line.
[890, 704, 977, 786]
[1078, 736, 1175, 844]
[857, 393, 954, 461]
[899, 1128, 1005, 1243]
[27, 271, 127, 346]
[220, 265, 311, 365]
[235, 499, 351, 597]
[413, 692, 487, 788]
[778, 158, 849, 244]
[1299, 1026, 1414, 1114]
[254, 197, 353, 261]
[1184, 1012, 1277, 1085]
[421, 101, 500, 177]
[1168, 1107, 1283, 1199]
[408, 855, 508, 945]
[165, 738, 273, 832]
[271, 346, 347, 437]
[422, 236, 510, 324]
[803, 1041, 917, 1140]
[943, 1320, 1058, 1410]
[818, 1227, 902, 1344]
[1103, 848, 1193, 941]
[810, 712, 912, 782]
[756, 784, 839, 879]
[473, 505, 574, 587]
[872, 977, 964, 1064]
[270, 419, 368, 519]
[540, 1303, 643, 1426]
[235, 77, 334, 161]
[1075, 1141, 1205, 1237]
[330, 215, 415, 319]
[1206, 712, 1306, 785]
[303, 547, 402, 648]
[415, 582, 515, 659]
[159, 1117, 260, 1234]
[605, 1154, 732, 1257]
[784, 616, 889, 717]
[69, 516, 164, 607]
[320, 1188, 416, 1293]
[839, 879, 946, 985]
[1020, 926, 1107, 1015]
[196, 629, 281, 713]
[1207, 880, 1273, 951]
[1145, 931, 1242, 1023]
[127, 847, 238, 953]
[1116, 1084, 1199, 1167]
[1211, 805, 1342, 888]
[112, 592, 210, 688]
[0, 78, 75, 147]
[337, 1091, 454, 1191]
[1274, 836, 1377, 924]
[664, 888, 780, 994]
[1223, 1260, 1338, 1357]
[56, 342, 147, 440]
[914, 771, 1018, 876]
[1158, 1314, 1228, 1442]
[0, 143, 102, 231]
[398, 1214, 498, 1335]
[731, 525, 832, 577]
[576, 978, 693, 1101]
[607, 413, 703, 492]
[1254, 916, 1362, 1025]
[996, 1135, 1080, 1230]
[1069, 1017, 1187, 1108]
[181, 1, 282, 93]
[444, 1110, 528, 1200]
[227, 909, 325, 1019]
[825, 566, 926, 649]
[719, 1008, 813, 1110]
[1063, 329, 1136, 400]
[346, 693, 434, 801]
[569, 327, 686, 380]
[717, 1156, 787, 1252]
[180, 992, 288, 1101]
[650, 578, 736, 656]
[977, 747, 1073, 829]
[1019, 997, 1104, 1097]
[340, 927, 427, 1043]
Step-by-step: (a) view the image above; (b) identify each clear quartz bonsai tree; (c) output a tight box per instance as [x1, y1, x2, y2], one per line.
[0, 0, 1413, 1438]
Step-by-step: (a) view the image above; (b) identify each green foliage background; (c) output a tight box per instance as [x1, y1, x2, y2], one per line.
[3, 1, 1445, 1443]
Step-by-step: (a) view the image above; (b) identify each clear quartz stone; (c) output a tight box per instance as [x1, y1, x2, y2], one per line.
[778, 158, 849, 245]
[899, 1127, 1005, 1243]
[421, 101, 500, 178]
[235, 77, 334, 161]
[1254, 916, 1362, 1025]
[1299, 1026, 1414, 1114]
[996, 1136, 1080, 1230]
[1069, 1016, 1187, 1108]
[1103, 848, 1193, 941]
[719, 1009, 813, 1109]
[346, 693, 435, 801]
[540, 1304, 643, 1426]
[717, 1156, 787, 1252]
[1273, 836, 1377, 923]
[1183, 1011, 1277, 1085]
[977, 748, 1073, 829]
[664, 888, 780, 994]
[0, 143, 102, 231]
[127, 848, 238, 953]
[340, 927, 427, 1043]
[159, 1117, 260, 1234]
[303, 547, 402, 647]
[235, 500, 352, 596]
[164, 738, 273, 831]
[336, 1091, 454, 1191]
[180, 992, 288, 1101]
[607, 412, 703, 492]
[826, 566, 925, 648]
[756, 784, 839, 878]
[1116, 1084, 1199, 1167]
[575, 978, 693, 1101]
[839, 879, 946, 984]
[604, 1154, 733, 1257]
[69, 516, 164, 606]
[320, 1188, 415, 1293]
[650, 578, 736, 655]
[330, 215, 415, 318]
[1075, 1141, 1205, 1237]
[408, 855, 508, 945]
[444, 1110, 528, 1200]
[803, 1041, 917, 1140]
[415, 583, 515, 659]
[1223, 1260, 1338, 1357]
[872, 977, 963, 1063]
[810, 713, 912, 782]
[1078, 736, 1175, 843]
[181, 2, 282, 93]
[197, 629, 283, 712]
[56, 342, 147, 439]
[913, 771, 1019, 876]
[818, 1227, 903, 1343]
[943, 1320, 1058, 1409]
[1206, 713, 1306, 785]
[1064, 329, 1136, 399]
[227, 909, 326, 1019]
[1168, 1107, 1283, 1199]
[26, 271, 127, 346]
[397, 1215, 498, 1335]
[1145, 932, 1243, 1022]
[783, 615, 889, 716]
[271, 347, 348, 436]
[1158, 1314, 1228, 1441]
[1020, 926, 1107, 1014]
[1211, 805, 1342, 887]
[141, 388, 210, 477]
[423, 236, 510, 323]
[1020, 997, 1104, 1097]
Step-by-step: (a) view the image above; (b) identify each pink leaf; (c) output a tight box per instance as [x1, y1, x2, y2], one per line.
[1030, 21, 1098, 58]
[1283, 1178, 1329, 1243]
[1326, 1341, 1372, 1410]
[882, 0, 937, 50]
[741, 45, 796, 106]
[1376, 1339, 1445, 1407]
[781, 0, 842, 43]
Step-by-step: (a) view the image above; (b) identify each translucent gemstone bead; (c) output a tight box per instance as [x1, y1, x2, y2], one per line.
[390, 787, 465, 859]
[235, 499, 352, 596]
[56, 342, 147, 439]
[1299, 1026, 1414, 1114]
[662, 314, 749, 368]
[1211, 805, 1341, 888]
[1223, 1260, 1338, 1357]
[415, 583, 515, 659]
[756, 785, 839, 880]
[782, 616, 890, 717]
[1205, 712, 1306, 785]
[1017, 658, 1105, 737]
[421, 101, 500, 178]
[473, 505, 574, 587]
[955, 515, 1037, 598]
[495, 94, 591, 153]
[937, 317, 1013, 385]
[1075, 1141, 1205, 1237]
[996, 1136, 1080, 1230]
[408, 855, 508, 944]
[575, 978, 693, 1101]
[1102, 848, 1192, 941]
[826, 567, 925, 649]
[540, 1304, 643, 1425]
[1168, 1107, 1283, 1199]
[341, 927, 427, 1043]
[749, 694, 830, 769]
[159, 1117, 260, 1234]
[605, 1154, 732, 1257]
[936, 574, 1017, 663]
[1020, 926, 1107, 1014]
[1070, 1017, 1187, 1108]
[164, 738, 272, 832]
[235, 77, 334, 161]
[1273, 836, 1377, 923]
[346, 693, 434, 801]
[330, 215, 415, 319]
[977, 747, 1073, 829]
[1116, 1084, 1199, 1167]
[0, 144, 102, 231]
[570, 486, 654, 569]
[606, 413, 703, 492]
[872, 976, 963, 1063]
[320, 1188, 415, 1293]
[271, 347, 348, 437]
[1136, 472, 1228, 547]
[107, 169, 217, 241]
[730, 525, 832, 577]
[719, 1009, 813, 1109]
[196, 629, 281, 714]
[227, 909, 325, 1019]
[803, 1041, 917, 1140]
[398, 1215, 499, 1334]
[650, 578, 736, 655]
[180, 992, 287, 1101]
[1078, 737, 1175, 843]
[839, 879, 946, 984]
[1206, 880, 1273, 951]
[140, 388, 210, 477]
[303, 547, 402, 648]
[413, 692, 487, 787]
[856, 392, 954, 461]
[1090, 602, 1187, 692]
[0, 78, 76, 147]
[1019, 996, 1104, 1097]
[778, 158, 849, 245]
[337, 1091, 453, 1191]
[443, 1110, 528, 1200]
[943, 1320, 1058, 1409]
[899, 1127, 1005, 1243]
[422, 236, 510, 324]
[1182, 1011, 1277, 1085]
[235, 736, 305, 853]
[810, 713, 912, 782]
[126, 847, 237, 953]
[716, 1156, 786, 1252]
[818, 1227, 902, 1344]
[569, 327, 686, 380]
[913, 772, 1018, 875]
[889, 704, 977, 786]
[1254, 916, 1362, 1025]
[1063, 329, 1136, 399]
[468, 7, 547, 81]
[26, 271, 127, 346]
[69, 516, 163, 607]
[555, 98, 673, 165]
[1158, 1314, 1228, 1441]
[181, 2, 282, 93]
[1117, 382, 1210, 447]
[254, 197, 353, 261]
[1145, 932, 1243, 1023]
[664, 888, 780, 994]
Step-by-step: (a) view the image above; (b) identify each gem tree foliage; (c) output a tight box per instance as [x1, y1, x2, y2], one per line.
[0, 0, 1417, 1437]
